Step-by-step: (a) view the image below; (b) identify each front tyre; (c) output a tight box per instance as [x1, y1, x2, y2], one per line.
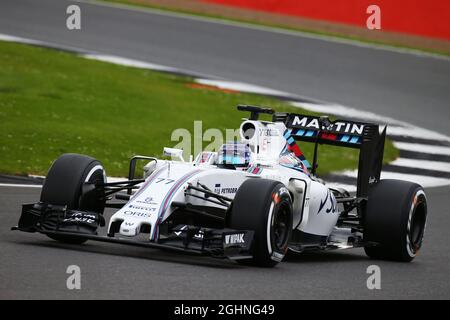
[41, 153, 106, 244]
[228, 179, 293, 267]
[363, 179, 427, 262]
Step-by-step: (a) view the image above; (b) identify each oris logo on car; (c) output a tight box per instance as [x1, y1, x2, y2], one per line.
[123, 211, 151, 218]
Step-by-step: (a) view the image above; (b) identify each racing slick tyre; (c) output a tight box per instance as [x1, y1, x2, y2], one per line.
[40, 153, 106, 244]
[228, 179, 293, 267]
[363, 179, 427, 262]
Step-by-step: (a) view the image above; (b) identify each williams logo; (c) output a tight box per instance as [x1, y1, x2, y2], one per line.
[224, 233, 245, 245]
[318, 190, 337, 215]
[137, 197, 157, 205]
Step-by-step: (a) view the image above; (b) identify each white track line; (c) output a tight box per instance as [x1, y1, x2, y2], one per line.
[196, 79, 295, 97]
[0, 176, 128, 189]
[389, 158, 450, 173]
[82, 54, 180, 73]
[387, 126, 450, 142]
[379, 172, 450, 188]
[0, 34, 218, 80]
[0, 183, 42, 188]
[0, 34, 46, 46]
[393, 142, 450, 156]
[339, 170, 450, 188]
[0, 33, 92, 55]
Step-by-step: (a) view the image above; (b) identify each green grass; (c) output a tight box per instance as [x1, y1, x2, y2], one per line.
[102, 0, 450, 58]
[0, 41, 398, 177]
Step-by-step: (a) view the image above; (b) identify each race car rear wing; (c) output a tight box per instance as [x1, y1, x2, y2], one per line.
[274, 112, 387, 198]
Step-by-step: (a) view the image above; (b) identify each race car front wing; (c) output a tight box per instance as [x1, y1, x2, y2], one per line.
[12, 202, 254, 260]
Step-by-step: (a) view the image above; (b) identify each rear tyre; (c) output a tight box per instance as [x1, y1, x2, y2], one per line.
[228, 179, 293, 267]
[363, 179, 427, 262]
[41, 153, 106, 244]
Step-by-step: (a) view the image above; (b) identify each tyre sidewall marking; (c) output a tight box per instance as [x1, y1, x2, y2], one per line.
[266, 202, 275, 255]
[267, 186, 292, 261]
[84, 164, 105, 183]
[406, 189, 427, 257]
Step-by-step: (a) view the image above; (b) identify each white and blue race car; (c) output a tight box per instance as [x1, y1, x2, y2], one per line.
[13, 105, 428, 267]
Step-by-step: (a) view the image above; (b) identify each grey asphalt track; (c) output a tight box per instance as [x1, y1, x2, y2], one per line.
[1, 185, 449, 299]
[1, 0, 450, 299]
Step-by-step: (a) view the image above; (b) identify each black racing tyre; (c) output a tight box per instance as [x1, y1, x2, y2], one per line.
[363, 179, 427, 262]
[41, 153, 106, 244]
[228, 179, 293, 267]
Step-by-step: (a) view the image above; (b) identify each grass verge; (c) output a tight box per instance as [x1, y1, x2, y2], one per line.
[0, 41, 398, 177]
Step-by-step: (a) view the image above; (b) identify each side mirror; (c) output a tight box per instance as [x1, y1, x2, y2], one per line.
[163, 147, 185, 162]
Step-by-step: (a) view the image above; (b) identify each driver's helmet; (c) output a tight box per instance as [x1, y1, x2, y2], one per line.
[279, 152, 308, 173]
[217, 142, 250, 167]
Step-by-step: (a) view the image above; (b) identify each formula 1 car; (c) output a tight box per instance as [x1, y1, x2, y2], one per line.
[13, 105, 428, 267]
